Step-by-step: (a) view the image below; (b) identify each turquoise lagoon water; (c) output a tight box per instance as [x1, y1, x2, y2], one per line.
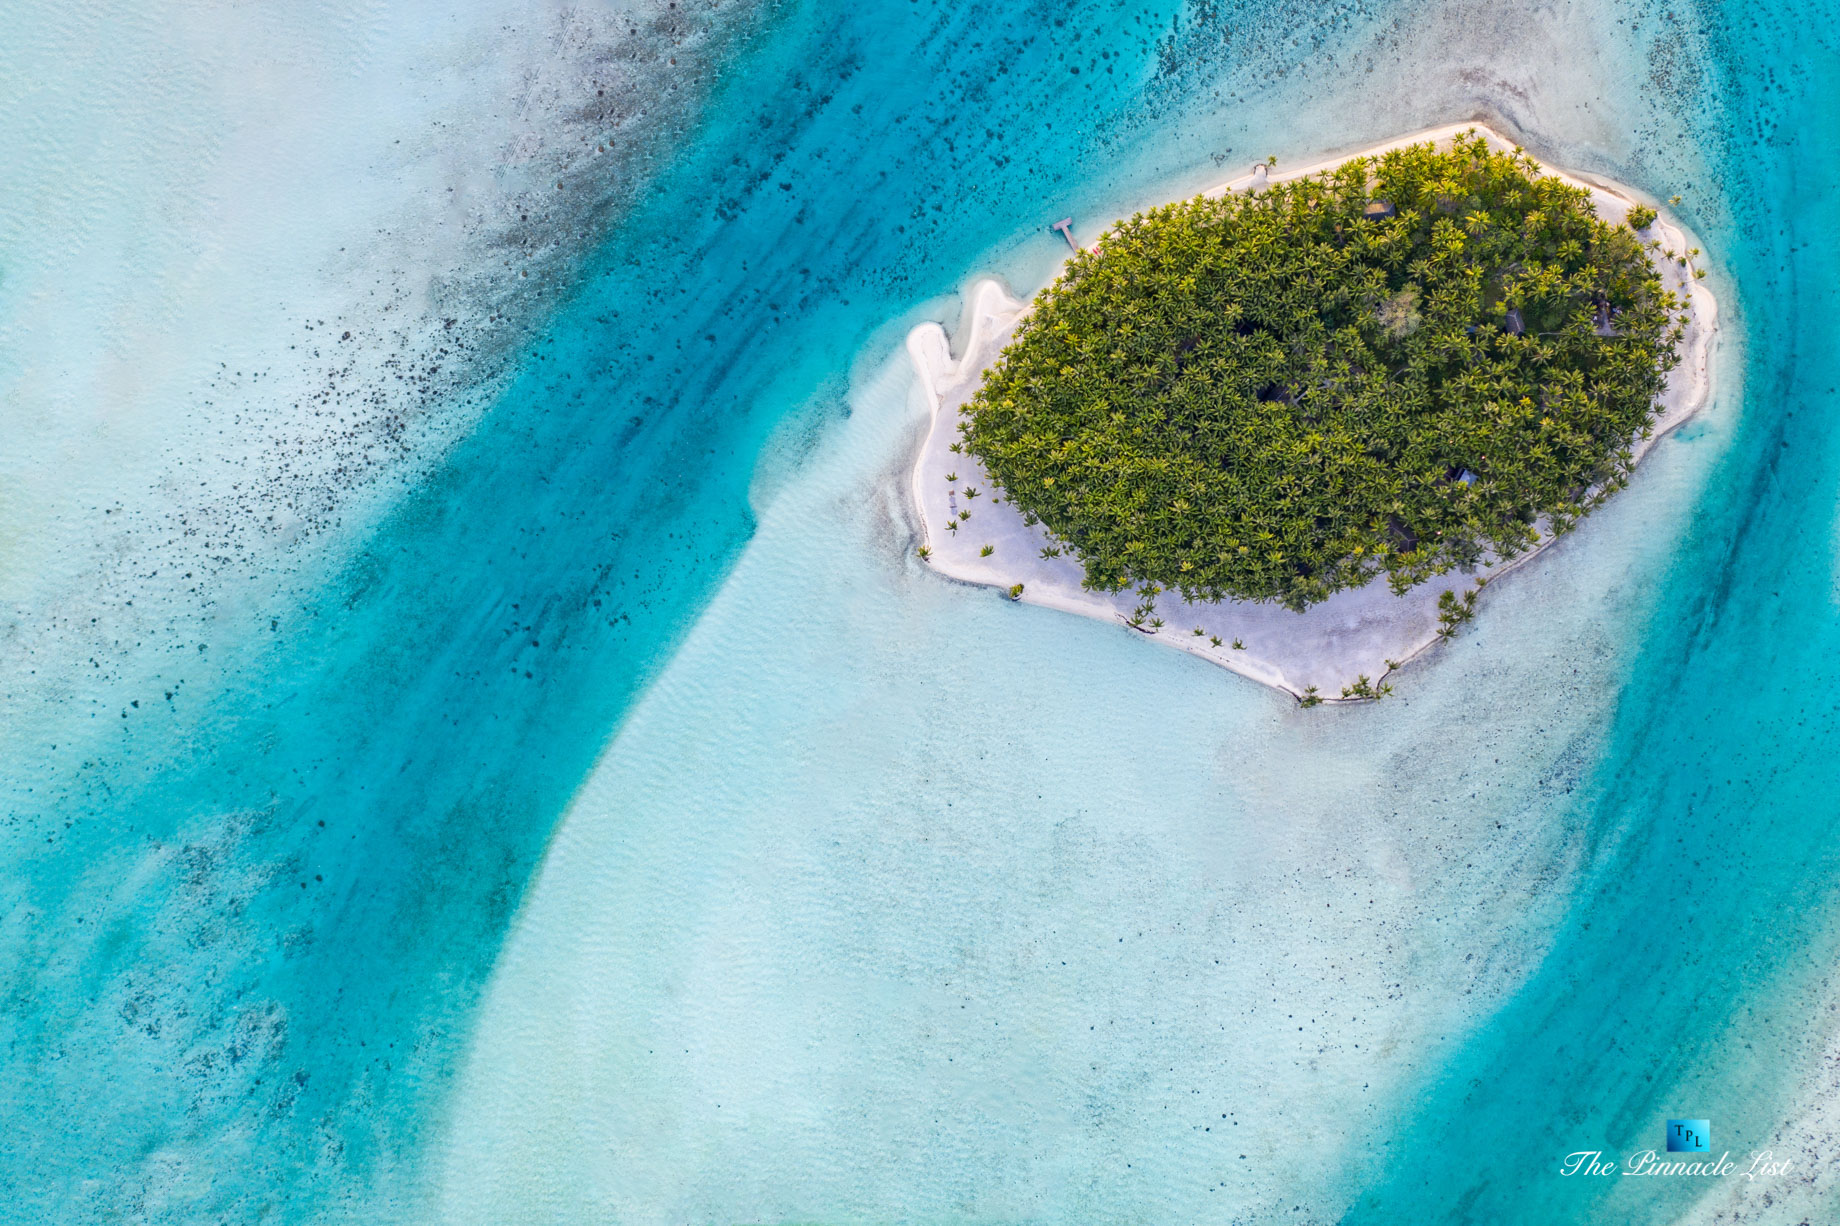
[4, 0, 1840, 1223]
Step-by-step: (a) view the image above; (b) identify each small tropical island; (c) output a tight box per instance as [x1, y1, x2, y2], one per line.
[906, 124, 1718, 703]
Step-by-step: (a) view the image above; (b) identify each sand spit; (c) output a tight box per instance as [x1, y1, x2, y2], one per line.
[904, 122, 1718, 702]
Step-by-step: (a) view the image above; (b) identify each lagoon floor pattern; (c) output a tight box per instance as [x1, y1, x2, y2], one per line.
[5, 0, 1840, 1223]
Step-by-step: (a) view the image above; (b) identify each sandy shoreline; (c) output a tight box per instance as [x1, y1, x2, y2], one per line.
[903, 121, 1719, 702]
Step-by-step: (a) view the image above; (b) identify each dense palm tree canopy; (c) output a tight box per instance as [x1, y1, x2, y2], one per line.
[962, 134, 1683, 610]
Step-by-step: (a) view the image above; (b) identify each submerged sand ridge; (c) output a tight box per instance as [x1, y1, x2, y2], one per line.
[904, 122, 1719, 702]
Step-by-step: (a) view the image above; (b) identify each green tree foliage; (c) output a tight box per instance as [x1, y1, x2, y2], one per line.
[962, 134, 1683, 610]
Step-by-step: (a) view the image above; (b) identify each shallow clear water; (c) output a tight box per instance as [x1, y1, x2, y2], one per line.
[4, 0, 1840, 1222]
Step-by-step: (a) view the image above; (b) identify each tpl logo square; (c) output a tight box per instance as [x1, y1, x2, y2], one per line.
[1667, 1120, 1710, 1153]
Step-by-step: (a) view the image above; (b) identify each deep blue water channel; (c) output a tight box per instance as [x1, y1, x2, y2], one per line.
[5, 0, 1840, 1222]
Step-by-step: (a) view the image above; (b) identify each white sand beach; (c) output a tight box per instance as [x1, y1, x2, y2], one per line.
[904, 122, 1718, 702]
